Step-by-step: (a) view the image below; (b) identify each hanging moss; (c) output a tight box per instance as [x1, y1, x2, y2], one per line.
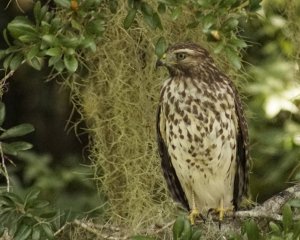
[66, 2, 213, 232]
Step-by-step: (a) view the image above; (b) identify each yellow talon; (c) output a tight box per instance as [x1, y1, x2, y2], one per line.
[214, 198, 233, 221]
[189, 208, 199, 225]
[188, 191, 200, 225]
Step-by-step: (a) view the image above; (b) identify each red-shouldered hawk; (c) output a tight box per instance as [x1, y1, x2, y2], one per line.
[156, 42, 249, 223]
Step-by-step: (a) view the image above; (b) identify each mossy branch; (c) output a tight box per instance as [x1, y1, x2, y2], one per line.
[235, 184, 300, 221]
[56, 184, 300, 239]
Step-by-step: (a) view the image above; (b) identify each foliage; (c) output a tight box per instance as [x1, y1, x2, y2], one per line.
[0, 0, 262, 73]
[172, 215, 201, 240]
[0, 100, 34, 192]
[135, 202, 300, 240]
[242, 0, 300, 200]
[0, 101, 34, 158]
[0, 0, 104, 73]
[0, 0, 300, 239]
[14, 151, 104, 214]
[125, 0, 260, 69]
[0, 99, 100, 239]
[0, 100, 57, 239]
[236, 203, 300, 240]
[0, 189, 71, 240]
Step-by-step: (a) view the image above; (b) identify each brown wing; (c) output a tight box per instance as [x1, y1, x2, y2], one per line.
[156, 105, 190, 210]
[232, 86, 249, 210]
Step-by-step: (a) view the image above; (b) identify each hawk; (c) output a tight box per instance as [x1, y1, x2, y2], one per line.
[156, 42, 249, 223]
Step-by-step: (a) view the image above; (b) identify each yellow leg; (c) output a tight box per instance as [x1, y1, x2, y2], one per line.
[217, 198, 224, 221]
[188, 192, 199, 225]
[215, 198, 233, 221]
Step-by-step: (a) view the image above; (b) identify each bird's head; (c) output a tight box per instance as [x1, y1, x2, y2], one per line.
[156, 42, 215, 77]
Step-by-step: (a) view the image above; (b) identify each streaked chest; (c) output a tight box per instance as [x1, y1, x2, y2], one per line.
[159, 76, 238, 172]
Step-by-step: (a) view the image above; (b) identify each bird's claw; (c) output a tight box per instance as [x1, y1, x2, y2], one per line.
[189, 208, 199, 225]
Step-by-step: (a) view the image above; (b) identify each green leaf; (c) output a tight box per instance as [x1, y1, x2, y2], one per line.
[282, 204, 293, 232]
[81, 38, 97, 52]
[26, 45, 40, 61]
[143, 14, 157, 29]
[39, 210, 57, 219]
[173, 215, 185, 240]
[50, 17, 61, 31]
[3, 54, 14, 70]
[0, 192, 18, 206]
[269, 221, 281, 234]
[214, 43, 225, 54]
[132, 0, 142, 9]
[41, 224, 54, 239]
[9, 142, 33, 152]
[0, 123, 34, 140]
[1, 142, 17, 156]
[225, 47, 241, 69]
[158, 3, 166, 14]
[230, 38, 247, 49]
[155, 37, 167, 58]
[124, 8, 137, 29]
[153, 13, 163, 30]
[25, 189, 40, 202]
[14, 224, 32, 240]
[180, 218, 192, 240]
[31, 228, 40, 240]
[0, 102, 6, 127]
[197, 0, 212, 8]
[33, 200, 49, 209]
[171, 6, 182, 20]
[3, 29, 11, 46]
[191, 229, 202, 240]
[86, 19, 106, 35]
[7, 17, 37, 39]
[33, 1, 42, 22]
[0, 225, 5, 237]
[109, 0, 118, 13]
[223, 17, 239, 32]
[45, 47, 62, 57]
[60, 37, 80, 48]
[64, 55, 78, 72]
[141, 2, 154, 16]
[287, 199, 300, 208]
[202, 14, 215, 33]
[54, 0, 70, 8]
[42, 34, 57, 45]
[249, 0, 261, 11]
[294, 221, 300, 238]
[28, 57, 43, 71]
[81, 0, 100, 10]
[39, 5, 49, 22]
[54, 60, 65, 72]
[9, 53, 23, 71]
[66, 48, 75, 55]
[244, 220, 260, 240]
[48, 56, 61, 67]
[71, 19, 82, 31]
[0, 50, 7, 61]
[220, 0, 238, 7]
[18, 34, 38, 43]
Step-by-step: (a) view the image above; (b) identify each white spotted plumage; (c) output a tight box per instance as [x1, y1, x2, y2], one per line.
[157, 42, 249, 216]
[160, 76, 238, 213]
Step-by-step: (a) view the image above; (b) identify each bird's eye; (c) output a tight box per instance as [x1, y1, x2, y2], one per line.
[176, 53, 186, 61]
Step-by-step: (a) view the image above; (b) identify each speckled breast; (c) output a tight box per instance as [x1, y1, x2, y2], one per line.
[160, 75, 239, 210]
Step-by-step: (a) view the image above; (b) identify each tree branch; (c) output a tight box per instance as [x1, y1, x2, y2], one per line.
[235, 184, 300, 221]
[56, 184, 300, 239]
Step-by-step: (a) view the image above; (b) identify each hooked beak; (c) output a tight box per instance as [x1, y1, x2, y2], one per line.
[155, 53, 167, 69]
